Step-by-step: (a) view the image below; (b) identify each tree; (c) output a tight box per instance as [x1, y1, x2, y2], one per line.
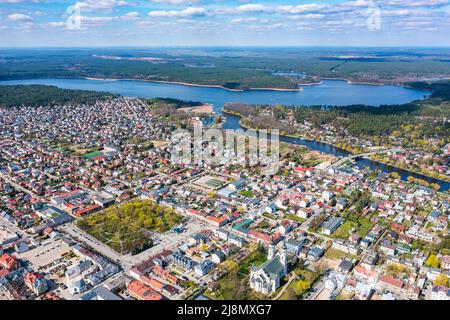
[390, 172, 400, 180]
[208, 191, 217, 198]
[434, 274, 449, 287]
[430, 183, 441, 191]
[426, 255, 441, 269]
[295, 280, 311, 295]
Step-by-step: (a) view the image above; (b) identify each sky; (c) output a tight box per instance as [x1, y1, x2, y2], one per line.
[0, 0, 450, 47]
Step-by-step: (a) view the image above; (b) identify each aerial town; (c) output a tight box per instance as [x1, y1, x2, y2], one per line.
[0, 96, 449, 302]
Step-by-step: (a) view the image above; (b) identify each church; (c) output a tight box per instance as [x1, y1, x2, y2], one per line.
[249, 243, 288, 294]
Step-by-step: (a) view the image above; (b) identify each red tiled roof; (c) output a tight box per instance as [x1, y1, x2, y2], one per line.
[379, 275, 403, 289]
[128, 281, 163, 301]
[0, 253, 17, 271]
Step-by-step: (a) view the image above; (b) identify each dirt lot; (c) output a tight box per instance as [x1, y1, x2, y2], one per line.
[179, 104, 214, 114]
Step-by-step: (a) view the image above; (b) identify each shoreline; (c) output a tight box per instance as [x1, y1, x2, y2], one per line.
[82, 76, 404, 91]
[1, 75, 430, 94]
[82, 77, 304, 92]
[365, 155, 450, 184]
[222, 109, 450, 187]
[74, 76, 434, 94]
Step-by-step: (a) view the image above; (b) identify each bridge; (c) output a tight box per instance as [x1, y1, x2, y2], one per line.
[322, 148, 397, 172]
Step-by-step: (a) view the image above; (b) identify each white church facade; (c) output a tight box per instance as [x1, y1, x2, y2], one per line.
[249, 243, 288, 295]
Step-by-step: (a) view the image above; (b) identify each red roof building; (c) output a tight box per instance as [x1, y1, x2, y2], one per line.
[128, 281, 163, 301]
[0, 253, 18, 271]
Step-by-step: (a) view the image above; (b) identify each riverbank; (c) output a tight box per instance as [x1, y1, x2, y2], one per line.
[366, 155, 450, 184]
[222, 108, 350, 150]
[221, 108, 450, 189]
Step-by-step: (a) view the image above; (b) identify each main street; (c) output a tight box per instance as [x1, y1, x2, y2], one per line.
[57, 215, 208, 273]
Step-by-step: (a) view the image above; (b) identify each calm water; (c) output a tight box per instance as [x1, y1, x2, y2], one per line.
[2, 77, 447, 191]
[0, 78, 426, 114]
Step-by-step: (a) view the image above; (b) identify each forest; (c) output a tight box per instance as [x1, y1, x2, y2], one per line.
[3, 48, 450, 90]
[0, 85, 117, 108]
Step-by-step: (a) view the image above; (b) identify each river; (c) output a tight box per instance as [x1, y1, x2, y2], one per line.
[1, 77, 448, 191]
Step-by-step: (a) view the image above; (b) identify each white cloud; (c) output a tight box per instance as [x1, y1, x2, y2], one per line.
[148, 7, 207, 17]
[236, 4, 271, 13]
[151, 0, 199, 4]
[77, 0, 129, 12]
[8, 13, 32, 21]
[122, 11, 139, 20]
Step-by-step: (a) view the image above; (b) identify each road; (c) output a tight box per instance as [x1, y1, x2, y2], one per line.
[58, 216, 207, 272]
[272, 272, 296, 300]
[0, 172, 46, 202]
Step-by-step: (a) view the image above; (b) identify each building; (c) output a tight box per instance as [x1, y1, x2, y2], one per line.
[377, 275, 403, 295]
[286, 237, 305, 255]
[431, 285, 450, 300]
[321, 217, 344, 235]
[0, 253, 18, 271]
[332, 240, 361, 256]
[217, 188, 236, 198]
[441, 256, 450, 270]
[65, 260, 92, 280]
[338, 258, 355, 274]
[0, 226, 19, 246]
[69, 279, 88, 295]
[128, 280, 163, 300]
[228, 234, 245, 248]
[79, 286, 122, 300]
[211, 251, 226, 264]
[249, 244, 288, 294]
[24, 272, 48, 296]
[194, 259, 215, 277]
[307, 246, 324, 261]
[173, 252, 194, 270]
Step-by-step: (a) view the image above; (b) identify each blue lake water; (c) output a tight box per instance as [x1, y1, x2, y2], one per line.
[0, 78, 427, 114]
[1, 77, 447, 191]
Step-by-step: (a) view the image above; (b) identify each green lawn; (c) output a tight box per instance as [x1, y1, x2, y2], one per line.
[240, 190, 254, 198]
[356, 217, 374, 238]
[284, 214, 306, 224]
[206, 249, 268, 300]
[333, 220, 357, 239]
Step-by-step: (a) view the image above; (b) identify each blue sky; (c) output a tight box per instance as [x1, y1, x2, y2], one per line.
[1, 0, 449, 47]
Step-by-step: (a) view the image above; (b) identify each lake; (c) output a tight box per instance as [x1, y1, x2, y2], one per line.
[2, 77, 448, 191]
[0, 78, 426, 115]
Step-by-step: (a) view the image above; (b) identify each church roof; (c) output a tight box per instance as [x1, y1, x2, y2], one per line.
[256, 256, 284, 279]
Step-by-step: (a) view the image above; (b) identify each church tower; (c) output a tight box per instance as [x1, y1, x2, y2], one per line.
[268, 244, 275, 260]
[279, 242, 288, 275]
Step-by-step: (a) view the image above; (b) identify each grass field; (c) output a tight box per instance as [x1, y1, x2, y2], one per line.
[204, 248, 267, 300]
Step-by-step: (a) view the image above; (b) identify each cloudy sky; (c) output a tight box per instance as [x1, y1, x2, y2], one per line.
[1, 0, 449, 47]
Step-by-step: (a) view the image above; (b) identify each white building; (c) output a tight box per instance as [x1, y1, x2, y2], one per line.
[249, 244, 288, 295]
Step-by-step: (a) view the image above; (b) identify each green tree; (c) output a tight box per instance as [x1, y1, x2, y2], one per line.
[295, 280, 311, 295]
[426, 255, 441, 269]
[434, 274, 449, 287]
